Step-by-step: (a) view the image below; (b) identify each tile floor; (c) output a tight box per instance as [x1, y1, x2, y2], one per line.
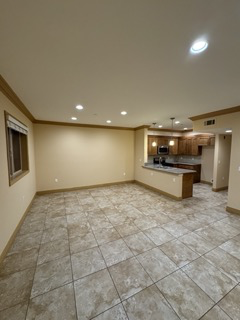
[0, 183, 240, 320]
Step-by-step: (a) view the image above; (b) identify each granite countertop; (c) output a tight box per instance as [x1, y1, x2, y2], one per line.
[143, 164, 196, 175]
[166, 161, 201, 166]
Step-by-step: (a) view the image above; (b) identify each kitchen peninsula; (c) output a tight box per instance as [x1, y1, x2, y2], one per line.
[141, 163, 196, 200]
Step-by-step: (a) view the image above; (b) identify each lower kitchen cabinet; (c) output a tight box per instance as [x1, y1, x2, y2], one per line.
[173, 163, 201, 183]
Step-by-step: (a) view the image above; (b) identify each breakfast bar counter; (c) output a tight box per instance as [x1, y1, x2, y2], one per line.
[139, 163, 196, 200]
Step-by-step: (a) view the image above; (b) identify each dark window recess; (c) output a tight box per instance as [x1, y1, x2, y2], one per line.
[5, 112, 29, 184]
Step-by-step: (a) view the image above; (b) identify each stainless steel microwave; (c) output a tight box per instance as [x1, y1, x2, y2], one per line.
[158, 145, 169, 155]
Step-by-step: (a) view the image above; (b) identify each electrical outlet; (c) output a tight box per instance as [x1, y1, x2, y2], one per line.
[222, 177, 224, 180]
[150, 172, 153, 176]
[238, 166, 240, 172]
[123, 172, 126, 176]
[173, 178, 176, 182]
[55, 178, 58, 182]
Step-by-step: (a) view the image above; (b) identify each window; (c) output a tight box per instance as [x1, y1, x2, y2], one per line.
[5, 112, 29, 185]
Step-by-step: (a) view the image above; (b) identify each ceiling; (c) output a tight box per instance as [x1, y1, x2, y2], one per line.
[0, 0, 240, 129]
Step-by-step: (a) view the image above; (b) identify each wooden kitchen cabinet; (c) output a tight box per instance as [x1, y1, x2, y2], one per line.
[197, 136, 209, 146]
[173, 163, 201, 183]
[191, 137, 202, 155]
[169, 138, 178, 155]
[178, 138, 187, 155]
[148, 136, 158, 155]
[178, 137, 201, 156]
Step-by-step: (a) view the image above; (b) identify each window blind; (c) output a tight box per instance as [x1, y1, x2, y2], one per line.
[6, 115, 28, 135]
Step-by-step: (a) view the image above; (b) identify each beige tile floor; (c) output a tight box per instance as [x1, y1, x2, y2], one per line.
[0, 183, 240, 320]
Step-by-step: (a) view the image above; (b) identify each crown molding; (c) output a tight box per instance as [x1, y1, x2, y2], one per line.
[134, 125, 151, 131]
[148, 128, 193, 133]
[0, 74, 35, 122]
[34, 119, 135, 131]
[189, 105, 240, 121]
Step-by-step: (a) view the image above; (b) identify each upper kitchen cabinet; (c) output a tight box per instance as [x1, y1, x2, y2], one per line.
[178, 137, 202, 156]
[197, 136, 210, 146]
[178, 138, 187, 155]
[169, 138, 178, 155]
[148, 136, 158, 155]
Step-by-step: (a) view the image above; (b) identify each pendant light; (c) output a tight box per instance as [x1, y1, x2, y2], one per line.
[169, 117, 175, 146]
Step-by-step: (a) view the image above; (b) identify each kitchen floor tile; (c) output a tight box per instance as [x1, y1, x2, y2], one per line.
[69, 232, 97, 254]
[124, 232, 155, 255]
[74, 269, 120, 319]
[0, 268, 35, 311]
[31, 256, 72, 298]
[109, 257, 153, 300]
[92, 304, 128, 320]
[100, 239, 133, 267]
[178, 232, 216, 255]
[26, 283, 77, 320]
[160, 239, 199, 267]
[38, 238, 69, 265]
[137, 247, 178, 282]
[203, 247, 240, 282]
[71, 247, 106, 280]
[156, 270, 214, 320]
[41, 226, 68, 244]
[211, 220, 239, 237]
[115, 222, 140, 237]
[93, 227, 121, 245]
[123, 284, 180, 320]
[220, 239, 240, 259]
[195, 225, 229, 246]
[144, 227, 174, 246]
[162, 221, 190, 237]
[218, 285, 240, 320]
[201, 306, 231, 320]
[0, 248, 38, 277]
[182, 257, 236, 302]
[8, 231, 42, 254]
[0, 302, 28, 320]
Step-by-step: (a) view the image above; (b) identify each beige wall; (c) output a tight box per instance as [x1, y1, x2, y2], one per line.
[201, 146, 214, 183]
[134, 128, 183, 198]
[193, 112, 240, 211]
[0, 93, 36, 256]
[34, 124, 134, 192]
[213, 134, 231, 190]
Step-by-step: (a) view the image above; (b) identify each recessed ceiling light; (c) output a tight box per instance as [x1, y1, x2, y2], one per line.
[190, 40, 208, 54]
[76, 105, 84, 110]
[106, 120, 111, 123]
[184, 127, 188, 130]
[121, 111, 127, 115]
[71, 117, 77, 121]
[175, 121, 180, 124]
[225, 130, 232, 133]
[158, 125, 163, 128]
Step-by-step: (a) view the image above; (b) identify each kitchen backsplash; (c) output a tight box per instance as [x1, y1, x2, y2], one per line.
[148, 155, 202, 164]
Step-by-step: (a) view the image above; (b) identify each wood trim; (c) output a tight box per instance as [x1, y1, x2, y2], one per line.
[148, 128, 193, 133]
[212, 186, 228, 192]
[34, 120, 135, 131]
[226, 206, 240, 215]
[0, 74, 35, 122]
[0, 194, 36, 264]
[135, 180, 182, 201]
[134, 125, 151, 131]
[36, 180, 135, 195]
[200, 180, 213, 185]
[189, 105, 240, 121]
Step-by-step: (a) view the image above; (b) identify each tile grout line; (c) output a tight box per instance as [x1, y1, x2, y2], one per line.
[64, 195, 79, 320]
